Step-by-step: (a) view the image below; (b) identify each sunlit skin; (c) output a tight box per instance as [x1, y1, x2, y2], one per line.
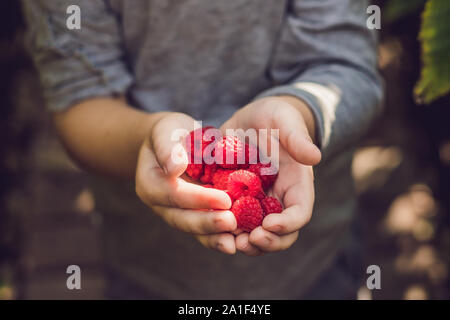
[54, 95, 320, 255]
[220, 96, 321, 255]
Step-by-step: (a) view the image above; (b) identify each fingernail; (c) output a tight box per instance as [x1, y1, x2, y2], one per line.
[213, 216, 226, 230]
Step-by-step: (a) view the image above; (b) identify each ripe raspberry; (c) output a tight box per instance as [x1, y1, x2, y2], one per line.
[215, 136, 246, 169]
[185, 127, 215, 162]
[185, 126, 218, 180]
[248, 163, 278, 190]
[231, 196, 264, 232]
[227, 170, 263, 200]
[254, 189, 266, 200]
[185, 163, 203, 180]
[244, 143, 259, 168]
[260, 197, 283, 217]
[200, 163, 217, 184]
[203, 184, 214, 188]
[212, 169, 234, 190]
[233, 143, 259, 169]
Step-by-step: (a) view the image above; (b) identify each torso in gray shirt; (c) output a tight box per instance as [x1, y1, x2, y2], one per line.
[22, 0, 382, 298]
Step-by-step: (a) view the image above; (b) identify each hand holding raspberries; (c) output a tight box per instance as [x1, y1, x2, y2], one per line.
[184, 127, 283, 232]
[135, 99, 321, 256]
[214, 96, 322, 255]
[135, 114, 237, 255]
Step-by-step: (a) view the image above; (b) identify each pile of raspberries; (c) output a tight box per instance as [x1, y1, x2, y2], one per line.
[184, 127, 283, 232]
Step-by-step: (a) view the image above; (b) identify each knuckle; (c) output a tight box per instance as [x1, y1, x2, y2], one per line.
[265, 236, 275, 248]
[212, 212, 232, 231]
[277, 224, 288, 234]
[211, 215, 225, 231]
[214, 237, 224, 249]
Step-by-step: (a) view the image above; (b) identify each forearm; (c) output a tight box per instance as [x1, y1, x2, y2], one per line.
[54, 97, 168, 179]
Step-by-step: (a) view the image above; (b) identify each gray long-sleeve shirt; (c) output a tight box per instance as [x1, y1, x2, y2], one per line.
[22, 0, 383, 299]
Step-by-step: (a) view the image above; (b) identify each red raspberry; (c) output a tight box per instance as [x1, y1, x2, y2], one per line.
[203, 184, 214, 188]
[231, 196, 264, 232]
[254, 189, 266, 200]
[233, 143, 259, 169]
[200, 163, 217, 184]
[185, 126, 218, 180]
[227, 170, 263, 200]
[185, 127, 215, 162]
[185, 163, 203, 180]
[248, 163, 278, 190]
[212, 169, 234, 190]
[215, 136, 246, 169]
[244, 143, 259, 168]
[260, 197, 283, 217]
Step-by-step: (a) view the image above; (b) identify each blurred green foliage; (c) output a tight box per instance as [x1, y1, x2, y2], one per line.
[386, 0, 450, 104]
[415, 0, 450, 104]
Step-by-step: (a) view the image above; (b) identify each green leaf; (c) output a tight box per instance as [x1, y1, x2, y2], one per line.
[415, 0, 450, 104]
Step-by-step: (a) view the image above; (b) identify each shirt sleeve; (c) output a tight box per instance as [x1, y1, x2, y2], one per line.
[21, 0, 133, 112]
[254, 0, 384, 158]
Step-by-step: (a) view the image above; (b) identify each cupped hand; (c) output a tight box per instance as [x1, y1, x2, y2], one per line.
[135, 112, 237, 254]
[221, 96, 321, 256]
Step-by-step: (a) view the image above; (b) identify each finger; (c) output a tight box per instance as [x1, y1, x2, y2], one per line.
[143, 176, 231, 209]
[249, 227, 299, 252]
[272, 103, 321, 166]
[196, 233, 236, 255]
[235, 233, 264, 256]
[153, 207, 236, 235]
[265, 171, 314, 235]
[170, 181, 232, 209]
[137, 148, 231, 209]
[262, 205, 312, 235]
[151, 113, 198, 177]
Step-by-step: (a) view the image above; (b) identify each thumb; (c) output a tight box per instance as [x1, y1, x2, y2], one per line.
[274, 104, 322, 166]
[151, 114, 198, 177]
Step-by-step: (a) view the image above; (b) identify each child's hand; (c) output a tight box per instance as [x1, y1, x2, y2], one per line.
[221, 96, 322, 255]
[135, 112, 237, 254]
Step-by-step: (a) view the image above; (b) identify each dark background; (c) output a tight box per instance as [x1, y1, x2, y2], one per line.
[1, 1, 449, 299]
